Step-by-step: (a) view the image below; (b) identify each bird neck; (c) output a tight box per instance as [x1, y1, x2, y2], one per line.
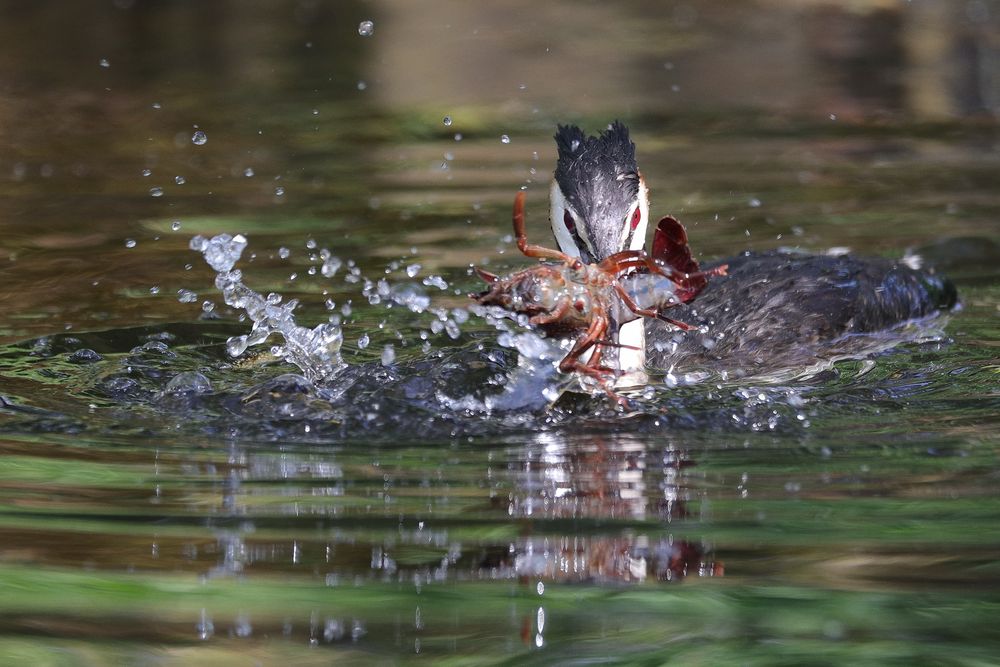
[617, 319, 646, 374]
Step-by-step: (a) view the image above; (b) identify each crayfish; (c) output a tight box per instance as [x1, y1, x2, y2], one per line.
[472, 191, 726, 403]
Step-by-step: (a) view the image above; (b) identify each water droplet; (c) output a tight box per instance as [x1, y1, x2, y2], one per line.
[149, 285, 160, 295]
[125, 239, 137, 248]
[177, 289, 198, 303]
[151, 102, 161, 109]
[164, 371, 211, 394]
[405, 263, 421, 278]
[748, 197, 761, 208]
[196, 609, 214, 640]
[358, 20, 374, 36]
[278, 247, 291, 259]
[201, 233, 248, 272]
[357, 81, 367, 91]
[141, 168, 152, 177]
[171, 220, 182, 231]
[174, 175, 186, 185]
[443, 115, 452, 126]
[149, 186, 163, 197]
[274, 186, 285, 197]
[243, 167, 255, 178]
[99, 58, 110, 68]
[312, 108, 320, 116]
[227, 335, 249, 357]
[357, 333, 370, 350]
[422, 275, 449, 290]
[500, 134, 511, 144]
[321, 256, 342, 278]
[191, 130, 208, 145]
[454, 133, 463, 141]
[381, 345, 395, 366]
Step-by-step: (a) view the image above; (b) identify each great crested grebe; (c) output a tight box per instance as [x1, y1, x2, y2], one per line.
[547, 122, 958, 378]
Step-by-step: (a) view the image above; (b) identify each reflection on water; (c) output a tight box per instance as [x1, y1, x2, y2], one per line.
[505, 433, 722, 584]
[0, 0, 999, 663]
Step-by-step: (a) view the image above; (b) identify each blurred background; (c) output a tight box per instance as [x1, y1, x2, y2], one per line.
[1, 0, 998, 341]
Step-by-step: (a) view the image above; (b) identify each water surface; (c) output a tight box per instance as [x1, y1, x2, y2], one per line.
[1, 1, 999, 664]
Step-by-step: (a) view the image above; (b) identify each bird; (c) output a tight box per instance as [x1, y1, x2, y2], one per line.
[546, 122, 958, 379]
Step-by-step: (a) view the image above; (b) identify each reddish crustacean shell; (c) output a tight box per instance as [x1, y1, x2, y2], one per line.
[470, 192, 725, 404]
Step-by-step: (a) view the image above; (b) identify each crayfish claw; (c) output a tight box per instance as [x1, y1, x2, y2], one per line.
[474, 266, 500, 283]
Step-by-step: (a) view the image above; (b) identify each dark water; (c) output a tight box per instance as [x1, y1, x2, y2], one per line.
[1, 1, 1000, 664]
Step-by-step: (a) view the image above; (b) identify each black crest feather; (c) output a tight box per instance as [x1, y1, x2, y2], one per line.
[553, 121, 641, 259]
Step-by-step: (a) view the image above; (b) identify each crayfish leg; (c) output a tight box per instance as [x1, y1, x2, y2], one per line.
[528, 300, 571, 326]
[597, 249, 650, 274]
[554, 314, 631, 407]
[512, 191, 574, 262]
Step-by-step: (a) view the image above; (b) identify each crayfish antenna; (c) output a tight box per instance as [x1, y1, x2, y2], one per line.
[474, 267, 500, 283]
[595, 339, 642, 351]
[654, 314, 696, 331]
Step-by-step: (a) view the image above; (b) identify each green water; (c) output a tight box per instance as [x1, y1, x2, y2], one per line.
[1, 1, 999, 665]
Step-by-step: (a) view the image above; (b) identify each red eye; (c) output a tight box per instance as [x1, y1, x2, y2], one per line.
[563, 210, 576, 233]
[629, 207, 642, 231]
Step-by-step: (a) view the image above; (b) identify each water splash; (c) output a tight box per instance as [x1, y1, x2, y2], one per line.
[191, 233, 345, 384]
[190, 233, 606, 412]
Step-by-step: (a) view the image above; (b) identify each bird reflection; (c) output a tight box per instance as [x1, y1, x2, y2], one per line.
[184, 429, 722, 645]
[495, 431, 723, 584]
[194, 431, 722, 586]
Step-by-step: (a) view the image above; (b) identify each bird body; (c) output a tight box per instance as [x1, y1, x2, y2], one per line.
[645, 249, 956, 376]
[546, 123, 957, 378]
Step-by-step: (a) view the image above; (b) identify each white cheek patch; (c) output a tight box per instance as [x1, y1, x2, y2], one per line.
[630, 175, 650, 253]
[615, 175, 650, 254]
[620, 202, 639, 250]
[574, 210, 595, 257]
[549, 180, 584, 258]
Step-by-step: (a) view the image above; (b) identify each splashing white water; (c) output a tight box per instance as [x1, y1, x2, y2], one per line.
[191, 233, 578, 410]
[191, 233, 345, 383]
